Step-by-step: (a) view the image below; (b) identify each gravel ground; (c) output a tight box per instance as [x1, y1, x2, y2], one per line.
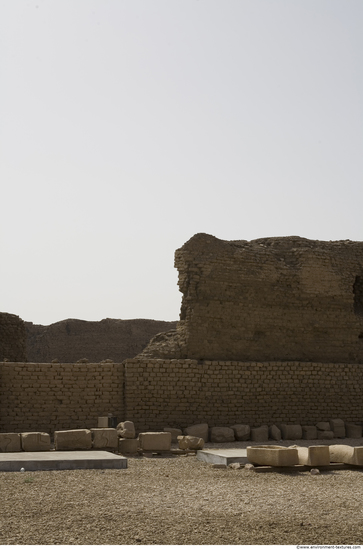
[1, 438, 363, 545]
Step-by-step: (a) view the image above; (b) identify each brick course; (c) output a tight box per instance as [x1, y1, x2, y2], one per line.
[1, 359, 362, 434]
[124, 359, 363, 432]
[0, 362, 124, 434]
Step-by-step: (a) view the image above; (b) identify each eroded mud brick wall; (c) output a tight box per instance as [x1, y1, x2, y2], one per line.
[141, 234, 363, 362]
[125, 359, 363, 431]
[0, 313, 27, 362]
[0, 362, 124, 434]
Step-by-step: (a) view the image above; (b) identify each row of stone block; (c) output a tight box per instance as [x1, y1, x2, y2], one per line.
[0, 428, 118, 452]
[165, 420, 363, 443]
[247, 444, 363, 467]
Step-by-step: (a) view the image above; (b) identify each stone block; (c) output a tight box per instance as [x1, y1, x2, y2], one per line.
[281, 424, 302, 440]
[139, 432, 171, 451]
[329, 444, 363, 465]
[91, 428, 118, 449]
[316, 422, 330, 431]
[21, 432, 51, 452]
[97, 417, 109, 428]
[345, 423, 362, 438]
[294, 445, 330, 466]
[118, 438, 139, 454]
[0, 433, 21, 452]
[247, 445, 299, 467]
[230, 424, 250, 441]
[250, 425, 269, 442]
[302, 426, 318, 440]
[54, 429, 92, 451]
[184, 423, 209, 442]
[317, 430, 334, 440]
[210, 427, 235, 443]
[269, 425, 281, 441]
[116, 421, 135, 439]
[164, 427, 183, 442]
[178, 435, 204, 450]
[329, 419, 345, 438]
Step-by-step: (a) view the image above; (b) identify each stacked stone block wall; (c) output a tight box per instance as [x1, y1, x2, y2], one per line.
[0, 362, 124, 434]
[124, 359, 363, 432]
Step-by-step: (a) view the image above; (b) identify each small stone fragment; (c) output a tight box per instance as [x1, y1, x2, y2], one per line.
[178, 435, 204, 450]
[310, 468, 320, 475]
[116, 421, 136, 439]
[229, 462, 242, 469]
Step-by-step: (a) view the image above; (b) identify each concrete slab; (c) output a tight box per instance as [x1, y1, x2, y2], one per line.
[0, 451, 127, 472]
[197, 449, 249, 466]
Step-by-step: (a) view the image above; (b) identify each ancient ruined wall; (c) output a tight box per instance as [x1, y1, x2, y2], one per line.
[1, 359, 363, 434]
[140, 234, 363, 362]
[0, 313, 27, 362]
[26, 318, 177, 363]
[0, 362, 124, 434]
[124, 359, 363, 431]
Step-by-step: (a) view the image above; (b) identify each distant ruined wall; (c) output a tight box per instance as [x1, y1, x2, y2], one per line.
[140, 234, 363, 363]
[0, 362, 124, 434]
[0, 313, 26, 362]
[26, 318, 177, 363]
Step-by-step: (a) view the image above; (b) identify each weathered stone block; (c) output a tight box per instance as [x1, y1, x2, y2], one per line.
[210, 427, 235, 443]
[184, 423, 209, 442]
[345, 423, 362, 438]
[250, 425, 269, 442]
[178, 435, 204, 450]
[329, 419, 345, 438]
[281, 424, 302, 440]
[317, 430, 334, 439]
[97, 417, 109, 428]
[91, 428, 118, 449]
[269, 425, 281, 441]
[316, 422, 330, 431]
[139, 432, 171, 451]
[295, 445, 330, 466]
[329, 444, 363, 465]
[21, 432, 50, 452]
[118, 438, 139, 454]
[164, 427, 183, 442]
[302, 426, 318, 439]
[230, 424, 250, 441]
[116, 421, 135, 439]
[0, 433, 21, 452]
[54, 429, 92, 450]
[247, 445, 299, 467]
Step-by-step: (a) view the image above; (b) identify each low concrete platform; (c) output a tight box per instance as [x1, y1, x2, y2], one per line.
[0, 451, 127, 472]
[197, 449, 249, 466]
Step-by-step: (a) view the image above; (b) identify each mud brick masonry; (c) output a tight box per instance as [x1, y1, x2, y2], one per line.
[0, 362, 124, 434]
[0, 313, 26, 362]
[1, 233, 363, 433]
[140, 233, 363, 362]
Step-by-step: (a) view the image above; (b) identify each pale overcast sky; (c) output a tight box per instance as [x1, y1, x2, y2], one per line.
[1, 0, 362, 325]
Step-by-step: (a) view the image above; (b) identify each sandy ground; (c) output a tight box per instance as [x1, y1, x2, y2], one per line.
[1, 438, 363, 546]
